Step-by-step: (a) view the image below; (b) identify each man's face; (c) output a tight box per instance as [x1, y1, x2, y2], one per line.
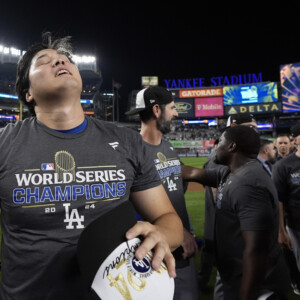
[276, 136, 291, 157]
[26, 49, 82, 105]
[293, 134, 300, 150]
[265, 143, 277, 164]
[215, 132, 231, 165]
[157, 101, 178, 134]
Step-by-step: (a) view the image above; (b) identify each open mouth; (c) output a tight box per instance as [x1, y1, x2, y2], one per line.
[56, 69, 71, 77]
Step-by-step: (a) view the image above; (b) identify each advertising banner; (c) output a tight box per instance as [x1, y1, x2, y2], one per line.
[195, 97, 224, 117]
[174, 99, 195, 118]
[223, 82, 278, 106]
[179, 88, 223, 98]
[225, 102, 282, 115]
[169, 140, 203, 148]
[280, 63, 300, 113]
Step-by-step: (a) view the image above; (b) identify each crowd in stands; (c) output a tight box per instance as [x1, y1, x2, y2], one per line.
[166, 123, 220, 141]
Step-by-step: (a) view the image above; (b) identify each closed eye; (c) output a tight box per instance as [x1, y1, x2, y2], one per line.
[36, 54, 51, 66]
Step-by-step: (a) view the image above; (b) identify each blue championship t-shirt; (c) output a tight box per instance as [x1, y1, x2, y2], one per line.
[0, 117, 161, 300]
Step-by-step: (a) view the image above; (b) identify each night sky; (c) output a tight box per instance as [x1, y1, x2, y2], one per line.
[0, 1, 300, 119]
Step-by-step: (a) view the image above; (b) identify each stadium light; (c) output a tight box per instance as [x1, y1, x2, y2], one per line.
[0, 93, 18, 99]
[80, 99, 93, 104]
[0, 43, 96, 65]
[72, 55, 96, 64]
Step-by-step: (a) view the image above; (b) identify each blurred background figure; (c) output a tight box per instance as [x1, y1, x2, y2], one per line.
[275, 134, 292, 160]
[257, 138, 277, 176]
[273, 122, 300, 296]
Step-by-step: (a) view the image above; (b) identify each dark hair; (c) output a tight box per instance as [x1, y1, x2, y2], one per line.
[224, 125, 260, 158]
[15, 32, 74, 116]
[259, 138, 273, 153]
[276, 133, 290, 140]
[139, 104, 166, 123]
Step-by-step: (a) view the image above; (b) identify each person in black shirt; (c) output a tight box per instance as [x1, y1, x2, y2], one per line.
[184, 126, 289, 299]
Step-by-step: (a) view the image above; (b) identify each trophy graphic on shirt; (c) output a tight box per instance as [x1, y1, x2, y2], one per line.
[55, 150, 76, 181]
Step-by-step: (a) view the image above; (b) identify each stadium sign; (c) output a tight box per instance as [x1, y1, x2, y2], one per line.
[164, 73, 263, 89]
[174, 99, 194, 118]
[179, 88, 223, 98]
[225, 102, 282, 115]
[169, 140, 203, 148]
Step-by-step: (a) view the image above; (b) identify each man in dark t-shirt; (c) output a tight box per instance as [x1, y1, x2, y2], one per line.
[184, 126, 290, 300]
[273, 122, 300, 295]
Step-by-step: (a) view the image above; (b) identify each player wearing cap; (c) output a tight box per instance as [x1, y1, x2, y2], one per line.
[272, 122, 300, 294]
[226, 113, 258, 131]
[0, 33, 183, 299]
[125, 86, 199, 300]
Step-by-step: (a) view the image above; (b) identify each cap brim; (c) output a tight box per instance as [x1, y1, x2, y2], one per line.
[125, 108, 145, 116]
[77, 201, 137, 289]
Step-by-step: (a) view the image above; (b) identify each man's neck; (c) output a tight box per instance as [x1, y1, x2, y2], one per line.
[140, 122, 162, 145]
[35, 99, 85, 130]
[229, 155, 255, 173]
[257, 154, 267, 162]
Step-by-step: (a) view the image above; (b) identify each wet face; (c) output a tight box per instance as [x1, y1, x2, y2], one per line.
[157, 101, 178, 134]
[276, 136, 291, 157]
[26, 49, 82, 105]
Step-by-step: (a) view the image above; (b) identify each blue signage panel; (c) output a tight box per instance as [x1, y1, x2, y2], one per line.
[223, 82, 278, 106]
[174, 98, 195, 119]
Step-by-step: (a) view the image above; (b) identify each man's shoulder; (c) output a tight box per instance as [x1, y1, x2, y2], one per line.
[161, 137, 174, 148]
[89, 118, 140, 139]
[0, 118, 34, 137]
[275, 153, 298, 168]
[232, 161, 268, 184]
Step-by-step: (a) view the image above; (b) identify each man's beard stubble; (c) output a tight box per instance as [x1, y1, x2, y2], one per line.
[157, 114, 172, 135]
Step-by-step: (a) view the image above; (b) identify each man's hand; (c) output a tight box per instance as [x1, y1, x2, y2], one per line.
[126, 220, 176, 278]
[181, 228, 198, 259]
[279, 228, 293, 251]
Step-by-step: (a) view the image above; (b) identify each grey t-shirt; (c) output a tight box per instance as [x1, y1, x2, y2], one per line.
[143, 139, 191, 267]
[272, 153, 300, 230]
[205, 160, 285, 299]
[143, 138, 190, 231]
[0, 117, 161, 300]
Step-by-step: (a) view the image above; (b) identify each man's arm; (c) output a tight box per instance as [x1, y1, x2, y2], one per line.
[272, 163, 293, 250]
[127, 184, 183, 278]
[240, 230, 270, 300]
[181, 228, 198, 259]
[181, 165, 212, 186]
[278, 202, 293, 250]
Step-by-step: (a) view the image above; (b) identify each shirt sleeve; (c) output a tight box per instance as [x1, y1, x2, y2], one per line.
[230, 185, 275, 231]
[130, 137, 161, 192]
